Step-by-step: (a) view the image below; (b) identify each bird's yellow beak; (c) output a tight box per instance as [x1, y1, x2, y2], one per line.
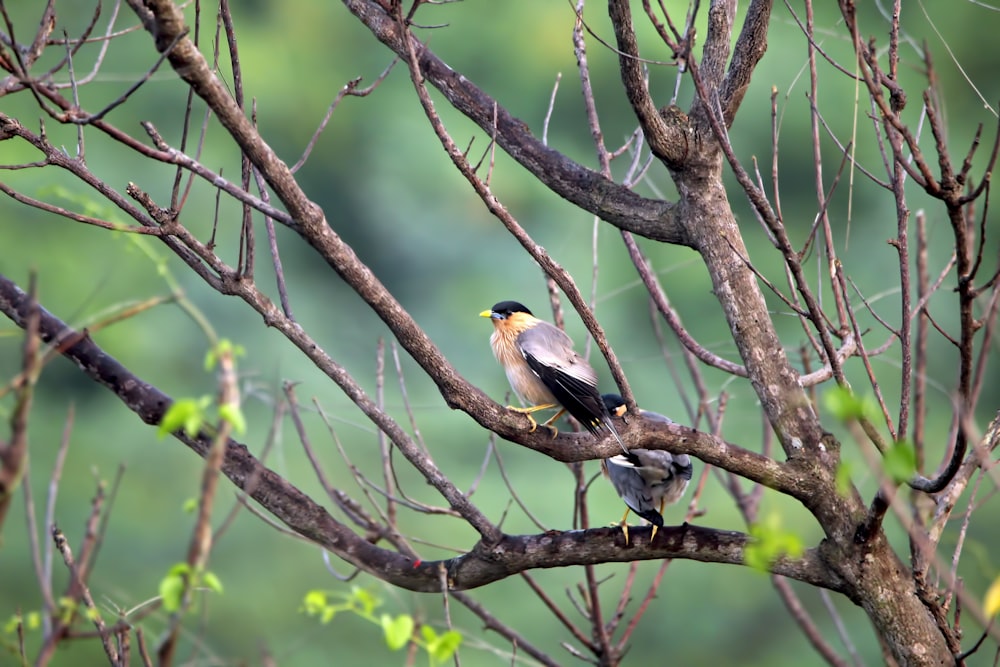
[479, 309, 494, 318]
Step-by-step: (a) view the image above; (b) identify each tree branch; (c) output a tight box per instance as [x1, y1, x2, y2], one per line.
[0, 272, 845, 594]
[719, 0, 773, 126]
[339, 0, 685, 243]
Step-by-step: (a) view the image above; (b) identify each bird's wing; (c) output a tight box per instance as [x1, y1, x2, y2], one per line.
[604, 461, 664, 526]
[517, 322, 604, 433]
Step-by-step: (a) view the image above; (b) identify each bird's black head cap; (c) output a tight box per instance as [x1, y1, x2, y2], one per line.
[491, 301, 532, 317]
[601, 393, 625, 412]
[602, 393, 629, 421]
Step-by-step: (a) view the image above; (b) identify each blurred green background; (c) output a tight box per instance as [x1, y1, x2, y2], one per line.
[1, 1, 998, 665]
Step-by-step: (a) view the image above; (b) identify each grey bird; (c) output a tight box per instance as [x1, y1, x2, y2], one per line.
[480, 301, 625, 451]
[600, 393, 693, 543]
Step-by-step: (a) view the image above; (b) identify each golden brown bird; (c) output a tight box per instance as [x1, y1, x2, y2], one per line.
[479, 300, 625, 450]
[600, 393, 693, 544]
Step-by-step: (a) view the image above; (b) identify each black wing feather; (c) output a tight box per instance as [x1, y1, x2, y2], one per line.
[523, 351, 606, 434]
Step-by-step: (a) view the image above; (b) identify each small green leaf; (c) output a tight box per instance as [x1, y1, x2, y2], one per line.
[984, 575, 1000, 617]
[159, 571, 186, 612]
[56, 597, 77, 624]
[182, 497, 198, 513]
[427, 630, 462, 663]
[381, 613, 414, 651]
[218, 404, 247, 434]
[823, 386, 877, 421]
[301, 590, 328, 615]
[350, 587, 379, 616]
[157, 397, 211, 438]
[420, 624, 439, 644]
[834, 461, 853, 497]
[204, 347, 218, 371]
[159, 563, 192, 612]
[883, 440, 916, 484]
[167, 562, 192, 577]
[2, 616, 16, 634]
[201, 570, 224, 595]
[3, 611, 43, 634]
[205, 339, 245, 371]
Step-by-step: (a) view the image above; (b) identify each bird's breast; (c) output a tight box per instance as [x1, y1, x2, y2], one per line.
[505, 360, 556, 406]
[491, 328, 556, 406]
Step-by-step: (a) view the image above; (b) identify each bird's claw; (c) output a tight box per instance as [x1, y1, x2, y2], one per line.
[506, 404, 560, 436]
[524, 413, 539, 433]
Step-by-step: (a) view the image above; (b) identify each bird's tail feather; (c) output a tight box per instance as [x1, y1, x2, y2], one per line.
[604, 416, 628, 454]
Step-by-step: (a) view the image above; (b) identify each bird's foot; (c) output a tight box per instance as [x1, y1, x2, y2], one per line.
[523, 413, 539, 433]
[539, 410, 565, 438]
[505, 404, 557, 434]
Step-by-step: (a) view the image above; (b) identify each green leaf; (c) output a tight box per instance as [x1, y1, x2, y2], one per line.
[883, 440, 916, 484]
[301, 590, 329, 616]
[421, 624, 438, 644]
[823, 386, 876, 421]
[3, 611, 42, 634]
[204, 347, 218, 371]
[427, 630, 462, 664]
[204, 339, 245, 371]
[218, 404, 247, 434]
[381, 613, 414, 651]
[24, 611, 41, 631]
[159, 563, 192, 612]
[984, 575, 1000, 617]
[201, 570, 224, 595]
[157, 396, 211, 438]
[4, 614, 20, 634]
[350, 587, 379, 616]
[159, 571, 187, 613]
[56, 597, 77, 624]
[182, 497, 198, 513]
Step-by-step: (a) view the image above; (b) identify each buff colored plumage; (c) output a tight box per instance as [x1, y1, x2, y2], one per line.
[480, 300, 624, 451]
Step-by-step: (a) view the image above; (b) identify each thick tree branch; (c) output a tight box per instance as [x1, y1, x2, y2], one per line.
[115, 0, 800, 497]
[719, 0, 773, 126]
[607, 0, 692, 168]
[699, 0, 737, 93]
[0, 272, 845, 594]
[337, 0, 685, 244]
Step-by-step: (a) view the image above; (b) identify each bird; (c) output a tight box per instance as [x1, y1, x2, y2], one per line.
[600, 393, 693, 544]
[479, 300, 625, 451]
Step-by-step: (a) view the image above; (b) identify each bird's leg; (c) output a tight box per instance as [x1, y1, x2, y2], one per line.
[506, 404, 557, 433]
[619, 507, 632, 545]
[540, 408, 566, 437]
[649, 499, 667, 542]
